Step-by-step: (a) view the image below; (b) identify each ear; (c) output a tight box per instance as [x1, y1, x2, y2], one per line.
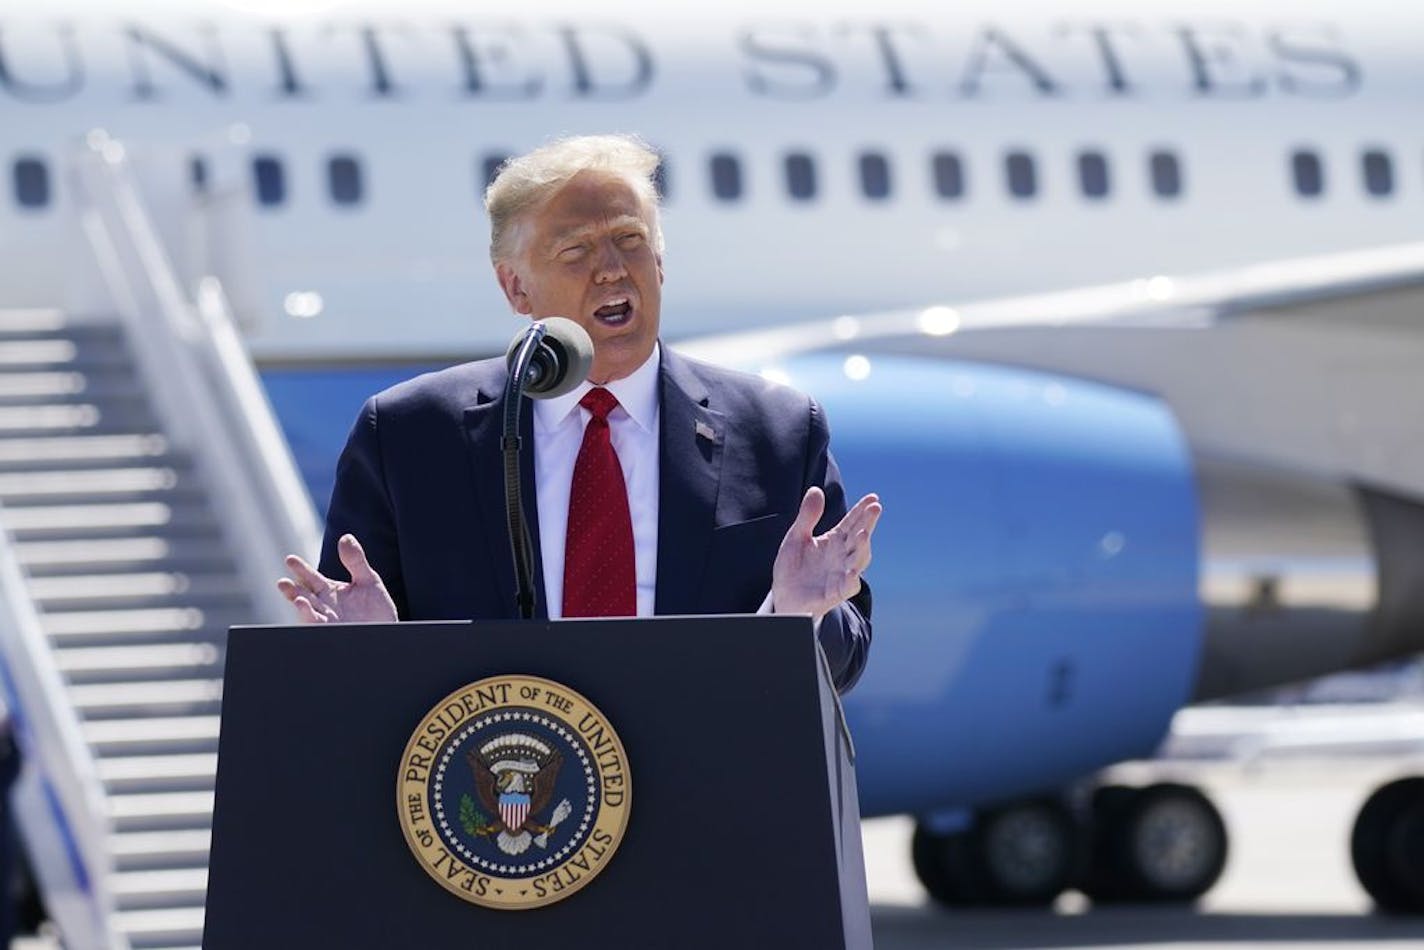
[655, 250, 664, 286]
[495, 261, 533, 315]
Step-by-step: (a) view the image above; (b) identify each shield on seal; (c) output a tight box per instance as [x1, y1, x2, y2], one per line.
[500, 792, 531, 831]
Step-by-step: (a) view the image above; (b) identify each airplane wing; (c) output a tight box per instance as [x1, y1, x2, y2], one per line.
[679, 241, 1424, 499]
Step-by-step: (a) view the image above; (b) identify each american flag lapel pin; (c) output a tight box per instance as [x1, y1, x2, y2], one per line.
[694, 420, 718, 444]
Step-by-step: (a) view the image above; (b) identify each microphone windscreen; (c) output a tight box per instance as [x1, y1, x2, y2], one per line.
[531, 317, 594, 399]
[506, 318, 595, 400]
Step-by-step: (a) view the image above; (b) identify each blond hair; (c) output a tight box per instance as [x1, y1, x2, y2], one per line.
[484, 133, 665, 263]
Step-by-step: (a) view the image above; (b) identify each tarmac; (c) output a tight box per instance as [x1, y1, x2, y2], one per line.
[865, 756, 1424, 949]
[12, 753, 1424, 949]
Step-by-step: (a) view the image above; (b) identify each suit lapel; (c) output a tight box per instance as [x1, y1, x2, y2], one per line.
[462, 382, 547, 620]
[655, 350, 724, 615]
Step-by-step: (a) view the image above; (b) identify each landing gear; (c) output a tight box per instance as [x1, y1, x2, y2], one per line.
[912, 783, 1228, 909]
[1083, 783, 1228, 902]
[1352, 777, 1424, 913]
[912, 798, 1080, 906]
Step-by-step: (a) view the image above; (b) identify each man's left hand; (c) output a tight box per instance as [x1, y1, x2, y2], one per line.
[772, 488, 882, 623]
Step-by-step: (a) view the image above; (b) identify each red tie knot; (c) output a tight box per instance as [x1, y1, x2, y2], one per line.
[580, 387, 620, 422]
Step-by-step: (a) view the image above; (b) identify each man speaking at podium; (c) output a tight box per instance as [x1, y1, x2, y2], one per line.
[277, 134, 881, 693]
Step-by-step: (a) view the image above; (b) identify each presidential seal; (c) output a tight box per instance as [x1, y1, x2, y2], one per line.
[397, 675, 631, 910]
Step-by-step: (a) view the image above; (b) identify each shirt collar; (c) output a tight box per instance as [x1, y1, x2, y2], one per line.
[533, 342, 661, 433]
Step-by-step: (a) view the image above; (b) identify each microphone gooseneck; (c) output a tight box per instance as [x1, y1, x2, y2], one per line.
[501, 319, 594, 619]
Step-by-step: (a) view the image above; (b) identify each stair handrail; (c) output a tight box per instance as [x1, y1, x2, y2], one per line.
[69, 132, 322, 622]
[0, 521, 128, 949]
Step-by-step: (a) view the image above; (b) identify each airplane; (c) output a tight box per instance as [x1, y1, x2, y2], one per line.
[1, 0, 1424, 944]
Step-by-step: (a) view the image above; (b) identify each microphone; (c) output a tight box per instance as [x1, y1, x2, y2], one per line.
[505, 318, 594, 399]
[500, 317, 594, 619]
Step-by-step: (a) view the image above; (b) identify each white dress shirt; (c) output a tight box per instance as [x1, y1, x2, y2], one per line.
[533, 344, 661, 619]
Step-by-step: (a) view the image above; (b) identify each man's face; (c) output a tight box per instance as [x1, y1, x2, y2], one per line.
[496, 170, 663, 384]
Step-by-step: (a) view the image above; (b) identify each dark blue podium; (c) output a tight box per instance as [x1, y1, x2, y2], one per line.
[203, 616, 871, 949]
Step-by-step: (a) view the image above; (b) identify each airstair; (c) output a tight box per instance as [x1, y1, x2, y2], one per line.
[0, 138, 320, 948]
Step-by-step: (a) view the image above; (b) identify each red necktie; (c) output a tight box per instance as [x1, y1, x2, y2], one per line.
[562, 388, 636, 618]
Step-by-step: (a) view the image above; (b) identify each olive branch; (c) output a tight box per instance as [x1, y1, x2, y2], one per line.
[460, 794, 494, 837]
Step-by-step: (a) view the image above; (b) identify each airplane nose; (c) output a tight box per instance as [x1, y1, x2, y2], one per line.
[1191, 456, 1424, 701]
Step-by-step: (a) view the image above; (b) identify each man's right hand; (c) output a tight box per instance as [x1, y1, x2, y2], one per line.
[276, 533, 397, 624]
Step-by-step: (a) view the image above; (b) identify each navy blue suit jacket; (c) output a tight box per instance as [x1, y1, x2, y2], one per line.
[319, 346, 871, 692]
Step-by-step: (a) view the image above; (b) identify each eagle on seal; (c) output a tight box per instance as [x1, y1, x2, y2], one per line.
[467, 736, 565, 856]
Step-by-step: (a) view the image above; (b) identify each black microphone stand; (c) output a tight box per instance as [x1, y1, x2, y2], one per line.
[503, 322, 548, 620]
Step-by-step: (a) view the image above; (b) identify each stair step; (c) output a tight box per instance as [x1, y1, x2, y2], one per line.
[55, 642, 223, 680]
[70, 679, 223, 717]
[110, 829, 212, 871]
[0, 403, 101, 430]
[0, 401, 161, 435]
[85, 717, 221, 757]
[0, 433, 168, 465]
[4, 501, 220, 539]
[0, 378, 148, 406]
[112, 867, 209, 911]
[0, 332, 129, 360]
[0, 339, 80, 365]
[3, 501, 173, 531]
[0, 320, 121, 342]
[86, 717, 222, 743]
[15, 536, 230, 572]
[42, 607, 209, 637]
[0, 308, 67, 332]
[0, 466, 182, 498]
[114, 906, 206, 947]
[32, 573, 251, 613]
[0, 371, 86, 397]
[108, 790, 215, 832]
[97, 754, 218, 792]
[32, 572, 197, 600]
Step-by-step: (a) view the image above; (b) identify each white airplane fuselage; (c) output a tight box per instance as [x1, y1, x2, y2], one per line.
[0, 0, 1419, 363]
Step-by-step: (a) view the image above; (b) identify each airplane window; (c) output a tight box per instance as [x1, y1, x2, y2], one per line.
[1077, 151, 1110, 199]
[481, 153, 509, 190]
[931, 152, 964, 199]
[14, 157, 50, 209]
[709, 153, 743, 202]
[1150, 151, 1183, 198]
[1291, 150, 1324, 197]
[1005, 151, 1036, 199]
[252, 155, 286, 207]
[785, 152, 817, 201]
[859, 152, 891, 200]
[1362, 149, 1393, 197]
[189, 156, 208, 196]
[328, 154, 363, 206]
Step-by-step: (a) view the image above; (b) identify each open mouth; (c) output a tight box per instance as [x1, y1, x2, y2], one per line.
[593, 298, 632, 326]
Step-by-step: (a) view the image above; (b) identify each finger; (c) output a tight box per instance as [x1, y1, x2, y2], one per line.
[849, 503, 882, 564]
[791, 487, 826, 540]
[825, 493, 879, 541]
[276, 577, 306, 602]
[861, 499, 883, 538]
[284, 554, 329, 593]
[291, 594, 329, 624]
[338, 534, 381, 586]
[841, 527, 873, 570]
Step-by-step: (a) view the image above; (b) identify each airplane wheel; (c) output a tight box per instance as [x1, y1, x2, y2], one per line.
[1351, 777, 1424, 913]
[1084, 783, 1227, 903]
[911, 824, 977, 906]
[913, 799, 1079, 907]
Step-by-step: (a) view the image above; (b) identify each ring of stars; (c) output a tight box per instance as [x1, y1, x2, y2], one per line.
[429, 708, 599, 876]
